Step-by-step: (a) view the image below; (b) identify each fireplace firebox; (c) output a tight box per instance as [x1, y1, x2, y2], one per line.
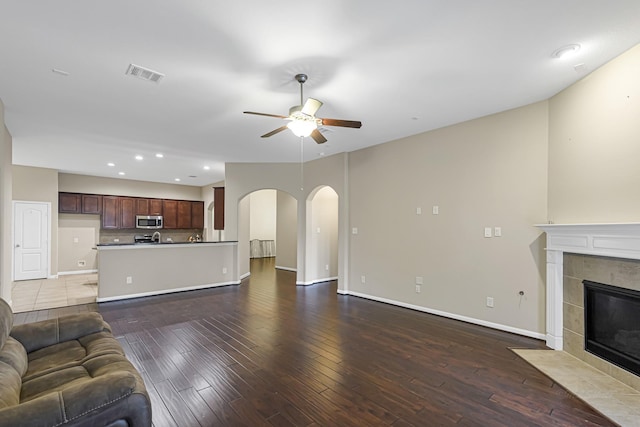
[584, 280, 640, 377]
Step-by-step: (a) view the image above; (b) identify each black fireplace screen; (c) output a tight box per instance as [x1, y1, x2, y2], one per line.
[583, 280, 640, 376]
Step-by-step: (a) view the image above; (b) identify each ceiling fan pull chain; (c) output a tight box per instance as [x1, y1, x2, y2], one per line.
[300, 136, 304, 191]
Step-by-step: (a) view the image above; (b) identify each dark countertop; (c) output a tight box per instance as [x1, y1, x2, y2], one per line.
[96, 241, 237, 247]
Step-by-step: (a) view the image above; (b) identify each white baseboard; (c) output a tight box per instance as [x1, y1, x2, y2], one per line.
[96, 280, 241, 303]
[58, 269, 98, 276]
[275, 265, 297, 272]
[240, 271, 251, 280]
[296, 276, 338, 286]
[341, 290, 546, 341]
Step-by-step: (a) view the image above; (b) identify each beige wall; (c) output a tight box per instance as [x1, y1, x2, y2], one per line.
[0, 99, 12, 303]
[308, 186, 338, 281]
[548, 44, 640, 223]
[13, 166, 59, 276]
[59, 173, 202, 200]
[249, 190, 276, 241]
[348, 101, 549, 336]
[58, 214, 100, 273]
[276, 191, 297, 270]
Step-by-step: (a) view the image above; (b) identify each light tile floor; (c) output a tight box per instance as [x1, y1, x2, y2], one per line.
[11, 273, 98, 313]
[513, 349, 640, 427]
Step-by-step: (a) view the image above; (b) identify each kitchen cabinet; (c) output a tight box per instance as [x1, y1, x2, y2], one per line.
[81, 194, 102, 214]
[191, 201, 204, 229]
[162, 200, 178, 229]
[120, 197, 136, 229]
[59, 193, 81, 213]
[59, 192, 102, 214]
[177, 201, 192, 229]
[102, 196, 119, 229]
[135, 198, 163, 216]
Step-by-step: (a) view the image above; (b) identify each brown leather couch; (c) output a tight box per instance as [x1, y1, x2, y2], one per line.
[0, 298, 151, 426]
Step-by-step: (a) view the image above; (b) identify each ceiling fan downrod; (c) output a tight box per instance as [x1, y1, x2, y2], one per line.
[295, 74, 307, 107]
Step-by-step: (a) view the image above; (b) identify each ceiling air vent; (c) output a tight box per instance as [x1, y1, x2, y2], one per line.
[125, 63, 164, 83]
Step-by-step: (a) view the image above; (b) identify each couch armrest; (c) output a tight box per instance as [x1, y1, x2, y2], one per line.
[10, 313, 108, 353]
[0, 371, 151, 427]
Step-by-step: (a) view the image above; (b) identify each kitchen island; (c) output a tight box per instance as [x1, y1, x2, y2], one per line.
[96, 241, 238, 302]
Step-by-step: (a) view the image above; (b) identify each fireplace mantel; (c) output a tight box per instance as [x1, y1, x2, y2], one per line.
[535, 222, 640, 350]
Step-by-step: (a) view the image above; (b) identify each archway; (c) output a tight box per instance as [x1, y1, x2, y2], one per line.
[304, 185, 339, 285]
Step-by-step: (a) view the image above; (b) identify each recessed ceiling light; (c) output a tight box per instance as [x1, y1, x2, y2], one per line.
[107, 162, 115, 167]
[155, 153, 164, 158]
[118, 172, 125, 176]
[135, 155, 143, 161]
[203, 165, 210, 170]
[551, 44, 581, 59]
[174, 178, 181, 182]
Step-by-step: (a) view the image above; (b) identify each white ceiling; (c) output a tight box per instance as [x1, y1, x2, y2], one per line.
[2, 1, 640, 186]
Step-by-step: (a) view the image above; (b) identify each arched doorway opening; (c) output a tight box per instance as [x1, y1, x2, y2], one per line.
[304, 185, 339, 285]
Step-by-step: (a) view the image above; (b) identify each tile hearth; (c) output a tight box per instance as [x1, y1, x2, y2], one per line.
[514, 349, 640, 427]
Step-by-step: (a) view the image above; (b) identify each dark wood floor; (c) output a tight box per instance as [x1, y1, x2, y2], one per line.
[15, 258, 615, 426]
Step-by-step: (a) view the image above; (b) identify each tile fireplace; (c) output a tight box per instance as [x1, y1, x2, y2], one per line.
[536, 223, 640, 391]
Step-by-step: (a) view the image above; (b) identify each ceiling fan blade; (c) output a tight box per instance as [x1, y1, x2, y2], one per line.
[261, 126, 288, 138]
[321, 118, 362, 128]
[310, 129, 327, 144]
[301, 98, 323, 116]
[244, 111, 288, 119]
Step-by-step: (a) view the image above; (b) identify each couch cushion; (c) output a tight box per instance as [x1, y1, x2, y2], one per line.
[0, 336, 28, 377]
[23, 331, 126, 382]
[20, 353, 141, 404]
[0, 361, 21, 410]
[0, 298, 13, 350]
[10, 312, 107, 354]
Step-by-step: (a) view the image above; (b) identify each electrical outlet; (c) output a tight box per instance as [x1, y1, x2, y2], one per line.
[352, 227, 358, 235]
[222, 267, 227, 274]
[325, 264, 329, 271]
[126, 276, 133, 285]
[432, 206, 439, 215]
[415, 284, 421, 293]
[486, 297, 494, 308]
[416, 276, 423, 285]
[77, 260, 85, 267]
[416, 207, 422, 215]
[361, 275, 366, 284]
[73, 237, 79, 243]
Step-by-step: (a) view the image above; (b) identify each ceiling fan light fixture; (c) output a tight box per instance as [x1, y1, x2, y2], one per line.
[287, 120, 317, 137]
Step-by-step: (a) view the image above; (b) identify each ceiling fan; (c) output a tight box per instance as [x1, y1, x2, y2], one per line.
[243, 74, 362, 144]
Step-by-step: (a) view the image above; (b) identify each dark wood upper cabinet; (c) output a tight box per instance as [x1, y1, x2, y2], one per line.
[120, 197, 136, 229]
[59, 193, 81, 213]
[135, 198, 149, 216]
[81, 194, 102, 214]
[162, 200, 178, 229]
[102, 196, 119, 229]
[149, 199, 163, 216]
[213, 187, 224, 230]
[177, 201, 192, 229]
[191, 201, 204, 229]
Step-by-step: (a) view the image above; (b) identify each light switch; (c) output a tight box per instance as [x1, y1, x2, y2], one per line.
[484, 227, 492, 238]
[494, 227, 502, 237]
[416, 207, 422, 215]
[352, 227, 358, 235]
[432, 206, 439, 215]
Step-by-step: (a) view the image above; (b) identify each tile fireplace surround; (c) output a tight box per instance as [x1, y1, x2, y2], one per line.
[536, 223, 640, 391]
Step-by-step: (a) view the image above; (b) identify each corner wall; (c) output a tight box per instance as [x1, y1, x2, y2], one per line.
[0, 99, 12, 303]
[548, 44, 640, 222]
[348, 101, 549, 336]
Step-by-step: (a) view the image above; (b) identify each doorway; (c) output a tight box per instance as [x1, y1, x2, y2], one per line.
[13, 201, 50, 281]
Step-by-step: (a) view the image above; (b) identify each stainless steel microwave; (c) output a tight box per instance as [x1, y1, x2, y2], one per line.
[136, 215, 163, 229]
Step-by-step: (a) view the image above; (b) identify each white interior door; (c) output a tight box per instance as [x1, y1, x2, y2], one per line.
[14, 202, 49, 281]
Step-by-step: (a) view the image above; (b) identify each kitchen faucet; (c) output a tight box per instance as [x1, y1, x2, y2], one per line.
[152, 231, 161, 243]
